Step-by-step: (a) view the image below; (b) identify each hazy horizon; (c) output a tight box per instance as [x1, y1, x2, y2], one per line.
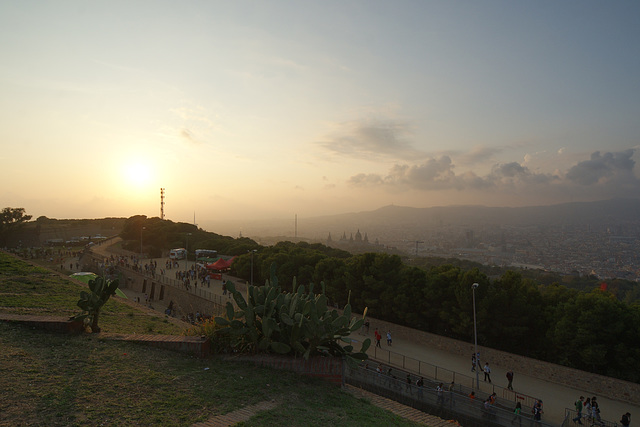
[2, 2, 640, 224]
[23, 196, 640, 242]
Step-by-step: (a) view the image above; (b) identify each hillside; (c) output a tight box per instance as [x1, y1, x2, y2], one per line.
[203, 197, 640, 241]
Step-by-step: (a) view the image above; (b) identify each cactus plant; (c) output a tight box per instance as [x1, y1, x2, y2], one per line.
[70, 275, 120, 333]
[214, 263, 370, 364]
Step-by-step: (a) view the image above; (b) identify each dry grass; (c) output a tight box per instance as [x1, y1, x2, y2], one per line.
[0, 252, 421, 426]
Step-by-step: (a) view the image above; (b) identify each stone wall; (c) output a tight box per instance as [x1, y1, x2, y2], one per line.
[0, 314, 84, 334]
[365, 314, 640, 406]
[228, 354, 344, 385]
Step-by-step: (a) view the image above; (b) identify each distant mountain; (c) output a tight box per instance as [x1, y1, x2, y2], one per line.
[209, 198, 640, 241]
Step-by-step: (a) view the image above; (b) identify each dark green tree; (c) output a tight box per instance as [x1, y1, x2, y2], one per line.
[0, 207, 32, 245]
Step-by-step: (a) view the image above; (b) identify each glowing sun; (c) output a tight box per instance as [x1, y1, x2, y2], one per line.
[124, 162, 151, 186]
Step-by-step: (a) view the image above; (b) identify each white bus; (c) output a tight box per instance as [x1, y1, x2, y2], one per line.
[195, 249, 218, 260]
[169, 248, 187, 260]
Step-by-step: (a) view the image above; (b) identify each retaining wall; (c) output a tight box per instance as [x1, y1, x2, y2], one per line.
[0, 314, 84, 334]
[228, 354, 345, 385]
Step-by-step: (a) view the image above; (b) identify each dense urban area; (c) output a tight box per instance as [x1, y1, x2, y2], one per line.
[374, 223, 640, 281]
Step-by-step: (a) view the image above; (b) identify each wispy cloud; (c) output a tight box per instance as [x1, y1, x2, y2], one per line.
[456, 145, 504, 165]
[180, 128, 200, 145]
[317, 118, 427, 161]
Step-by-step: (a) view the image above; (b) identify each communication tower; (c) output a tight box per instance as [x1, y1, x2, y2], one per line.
[160, 188, 165, 220]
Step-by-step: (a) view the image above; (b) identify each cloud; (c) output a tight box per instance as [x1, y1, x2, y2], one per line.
[347, 150, 640, 200]
[457, 145, 504, 165]
[180, 128, 200, 145]
[167, 105, 226, 146]
[348, 173, 386, 186]
[565, 149, 635, 185]
[348, 156, 462, 190]
[317, 118, 427, 161]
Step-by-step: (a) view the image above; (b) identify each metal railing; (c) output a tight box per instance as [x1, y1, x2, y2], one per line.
[365, 342, 540, 410]
[561, 408, 620, 427]
[82, 251, 241, 315]
[346, 365, 555, 427]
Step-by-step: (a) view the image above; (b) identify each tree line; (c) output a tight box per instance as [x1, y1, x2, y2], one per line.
[231, 241, 640, 383]
[119, 215, 639, 382]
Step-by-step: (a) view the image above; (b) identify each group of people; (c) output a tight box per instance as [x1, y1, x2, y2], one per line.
[373, 328, 392, 348]
[572, 395, 630, 426]
[471, 352, 500, 385]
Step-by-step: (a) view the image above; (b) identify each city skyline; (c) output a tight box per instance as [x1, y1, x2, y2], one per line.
[2, 1, 640, 223]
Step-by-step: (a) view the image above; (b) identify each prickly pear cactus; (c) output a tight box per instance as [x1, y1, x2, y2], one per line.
[71, 276, 120, 333]
[214, 263, 370, 364]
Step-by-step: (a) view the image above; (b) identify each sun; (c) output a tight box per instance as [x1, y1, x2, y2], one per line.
[123, 162, 152, 187]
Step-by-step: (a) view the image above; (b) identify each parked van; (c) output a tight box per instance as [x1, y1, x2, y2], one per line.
[169, 248, 187, 260]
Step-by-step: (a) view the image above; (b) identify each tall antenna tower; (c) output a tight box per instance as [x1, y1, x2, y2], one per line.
[160, 188, 165, 219]
[295, 214, 298, 241]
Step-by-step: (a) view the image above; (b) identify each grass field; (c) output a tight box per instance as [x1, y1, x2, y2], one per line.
[0, 251, 421, 426]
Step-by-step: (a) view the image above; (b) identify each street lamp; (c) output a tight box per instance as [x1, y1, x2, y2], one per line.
[185, 232, 192, 272]
[250, 249, 257, 286]
[140, 226, 146, 258]
[472, 282, 480, 389]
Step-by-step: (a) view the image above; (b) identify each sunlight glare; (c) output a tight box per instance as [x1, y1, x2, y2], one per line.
[124, 162, 151, 187]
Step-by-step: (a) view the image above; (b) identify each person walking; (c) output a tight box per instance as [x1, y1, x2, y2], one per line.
[436, 382, 444, 405]
[483, 362, 492, 383]
[386, 330, 392, 346]
[572, 396, 584, 424]
[447, 381, 455, 405]
[374, 329, 382, 348]
[620, 412, 631, 427]
[506, 369, 514, 390]
[591, 397, 602, 425]
[533, 400, 543, 423]
[511, 401, 522, 426]
[584, 397, 592, 423]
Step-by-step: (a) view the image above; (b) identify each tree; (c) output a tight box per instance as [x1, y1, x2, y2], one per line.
[0, 207, 32, 245]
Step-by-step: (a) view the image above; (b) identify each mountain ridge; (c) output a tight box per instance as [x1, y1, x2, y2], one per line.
[204, 197, 640, 240]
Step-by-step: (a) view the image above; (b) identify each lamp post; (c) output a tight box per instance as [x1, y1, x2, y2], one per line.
[250, 249, 257, 286]
[140, 226, 145, 258]
[185, 232, 192, 272]
[472, 282, 480, 389]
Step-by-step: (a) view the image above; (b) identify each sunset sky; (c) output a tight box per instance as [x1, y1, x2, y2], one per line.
[1, 1, 640, 230]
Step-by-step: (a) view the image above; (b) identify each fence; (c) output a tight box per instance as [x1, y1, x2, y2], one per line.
[366, 343, 540, 410]
[561, 408, 621, 427]
[81, 251, 241, 313]
[346, 365, 555, 427]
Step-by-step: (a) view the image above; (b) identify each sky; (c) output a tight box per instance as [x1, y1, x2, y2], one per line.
[1, 1, 640, 229]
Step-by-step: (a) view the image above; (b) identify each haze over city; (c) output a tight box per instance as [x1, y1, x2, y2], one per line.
[2, 1, 640, 229]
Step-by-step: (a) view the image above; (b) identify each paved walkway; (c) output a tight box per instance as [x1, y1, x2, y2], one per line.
[344, 385, 460, 426]
[191, 399, 281, 427]
[350, 328, 640, 426]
